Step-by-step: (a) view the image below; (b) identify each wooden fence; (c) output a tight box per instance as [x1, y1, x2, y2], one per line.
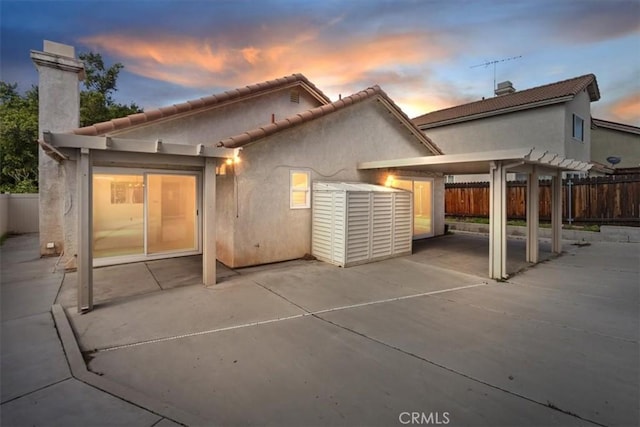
[445, 175, 640, 225]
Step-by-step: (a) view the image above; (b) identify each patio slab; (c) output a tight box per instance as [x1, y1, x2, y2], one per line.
[75, 236, 638, 426]
[88, 314, 583, 427]
[1, 378, 161, 427]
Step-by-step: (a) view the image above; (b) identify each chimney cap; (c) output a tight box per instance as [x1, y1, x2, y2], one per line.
[43, 40, 75, 59]
[495, 80, 516, 96]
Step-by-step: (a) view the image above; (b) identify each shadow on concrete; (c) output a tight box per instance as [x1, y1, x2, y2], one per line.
[56, 232, 552, 308]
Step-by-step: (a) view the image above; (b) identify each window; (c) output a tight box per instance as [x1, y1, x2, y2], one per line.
[572, 114, 584, 141]
[290, 170, 310, 209]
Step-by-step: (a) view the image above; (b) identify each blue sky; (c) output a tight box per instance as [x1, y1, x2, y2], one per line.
[2, 0, 639, 124]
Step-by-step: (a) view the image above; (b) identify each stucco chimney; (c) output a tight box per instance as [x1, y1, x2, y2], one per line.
[495, 81, 516, 96]
[31, 41, 85, 256]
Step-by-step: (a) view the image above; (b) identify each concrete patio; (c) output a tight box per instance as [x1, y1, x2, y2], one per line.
[2, 232, 638, 426]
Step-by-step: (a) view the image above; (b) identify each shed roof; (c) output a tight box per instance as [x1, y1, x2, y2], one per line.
[73, 73, 331, 136]
[313, 182, 406, 193]
[413, 74, 600, 129]
[218, 85, 443, 155]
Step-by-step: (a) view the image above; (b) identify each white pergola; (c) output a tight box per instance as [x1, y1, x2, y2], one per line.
[358, 148, 591, 280]
[40, 132, 237, 312]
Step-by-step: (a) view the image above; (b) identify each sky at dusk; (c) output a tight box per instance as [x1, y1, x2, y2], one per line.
[1, 0, 639, 125]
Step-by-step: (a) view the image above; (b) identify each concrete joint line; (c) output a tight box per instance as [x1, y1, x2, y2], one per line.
[51, 304, 208, 426]
[317, 316, 607, 427]
[95, 282, 492, 354]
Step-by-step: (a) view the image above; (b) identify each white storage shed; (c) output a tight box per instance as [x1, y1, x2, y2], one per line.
[312, 182, 413, 267]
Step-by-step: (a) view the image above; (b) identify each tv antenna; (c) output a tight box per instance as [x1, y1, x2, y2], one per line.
[471, 55, 522, 92]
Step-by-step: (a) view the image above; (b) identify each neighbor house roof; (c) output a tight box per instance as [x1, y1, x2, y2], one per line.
[217, 85, 443, 155]
[591, 118, 640, 135]
[73, 73, 331, 136]
[413, 74, 600, 129]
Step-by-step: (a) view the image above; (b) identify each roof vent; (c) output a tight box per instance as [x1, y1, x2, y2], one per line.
[495, 81, 516, 96]
[290, 89, 300, 103]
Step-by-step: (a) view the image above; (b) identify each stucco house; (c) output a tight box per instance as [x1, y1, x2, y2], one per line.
[33, 41, 593, 312]
[413, 74, 601, 182]
[590, 118, 640, 174]
[32, 41, 445, 308]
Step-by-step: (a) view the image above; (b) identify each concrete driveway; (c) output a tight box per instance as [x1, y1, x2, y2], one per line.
[64, 235, 639, 427]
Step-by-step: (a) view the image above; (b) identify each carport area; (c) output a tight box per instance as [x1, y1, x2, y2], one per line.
[359, 147, 591, 280]
[54, 233, 638, 427]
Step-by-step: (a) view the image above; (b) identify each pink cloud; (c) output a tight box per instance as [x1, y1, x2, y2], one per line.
[610, 92, 640, 124]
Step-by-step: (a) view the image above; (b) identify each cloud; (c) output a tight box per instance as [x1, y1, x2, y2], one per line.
[609, 92, 640, 124]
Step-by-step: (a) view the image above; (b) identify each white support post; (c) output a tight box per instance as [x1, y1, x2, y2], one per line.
[489, 161, 508, 279]
[551, 174, 563, 254]
[203, 158, 217, 286]
[77, 148, 93, 312]
[526, 165, 539, 263]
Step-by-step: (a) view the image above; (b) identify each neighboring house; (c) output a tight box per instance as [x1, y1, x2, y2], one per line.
[590, 118, 640, 174]
[413, 75, 601, 182]
[33, 41, 445, 277]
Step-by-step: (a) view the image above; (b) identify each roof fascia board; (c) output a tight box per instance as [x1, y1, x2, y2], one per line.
[592, 119, 640, 135]
[418, 95, 574, 129]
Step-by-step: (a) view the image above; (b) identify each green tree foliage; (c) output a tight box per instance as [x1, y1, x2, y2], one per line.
[78, 52, 142, 127]
[0, 82, 39, 193]
[0, 53, 142, 192]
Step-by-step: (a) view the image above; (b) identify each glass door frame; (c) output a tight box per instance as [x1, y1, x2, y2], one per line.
[392, 176, 435, 240]
[93, 167, 202, 267]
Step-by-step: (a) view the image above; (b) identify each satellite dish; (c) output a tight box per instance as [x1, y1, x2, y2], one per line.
[606, 156, 621, 167]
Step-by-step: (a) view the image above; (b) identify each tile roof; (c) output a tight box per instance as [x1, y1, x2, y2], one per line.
[217, 85, 443, 155]
[413, 74, 600, 128]
[73, 73, 331, 136]
[591, 118, 640, 135]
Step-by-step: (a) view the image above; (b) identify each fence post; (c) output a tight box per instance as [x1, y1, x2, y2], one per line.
[567, 178, 573, 225]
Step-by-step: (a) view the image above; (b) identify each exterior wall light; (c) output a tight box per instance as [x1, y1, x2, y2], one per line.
[385, 175, 395, 187]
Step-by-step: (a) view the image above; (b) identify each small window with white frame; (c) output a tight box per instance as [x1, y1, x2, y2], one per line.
[290, 170, 311, 209]
[572, 114, 584, 142]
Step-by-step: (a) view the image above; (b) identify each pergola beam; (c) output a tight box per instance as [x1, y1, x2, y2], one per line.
[47, 133, 237, 159]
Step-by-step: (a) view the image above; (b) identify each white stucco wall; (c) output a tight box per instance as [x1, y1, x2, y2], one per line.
[112, 88, 324, 144]
[217, 98, 444, 268]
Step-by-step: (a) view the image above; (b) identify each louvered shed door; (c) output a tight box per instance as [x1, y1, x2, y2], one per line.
[392, 192, 412, 254]
[345, 192, 371, 264]
[371, 193, 393, 258]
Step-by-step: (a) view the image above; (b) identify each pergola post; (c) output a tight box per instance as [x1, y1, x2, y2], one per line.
[526, 165, 539, 263]
[551, 174, 563, 253]
[489, 161, 507, 279]
[203, 158, 217, 286]
[77, 148, 93, 312]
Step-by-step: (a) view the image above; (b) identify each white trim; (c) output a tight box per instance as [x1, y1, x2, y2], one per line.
[290, 169, 311, 209]
[44, 132, 236, 159]
[92, 167, 202, 265]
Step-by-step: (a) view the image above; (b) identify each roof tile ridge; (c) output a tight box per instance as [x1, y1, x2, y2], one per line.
[414, 73, 597, 121]
[72, 73, 330, 136]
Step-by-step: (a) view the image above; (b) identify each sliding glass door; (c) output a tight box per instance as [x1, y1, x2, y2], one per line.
[392, 178, 434, 239]
[93, 169, 199, 263]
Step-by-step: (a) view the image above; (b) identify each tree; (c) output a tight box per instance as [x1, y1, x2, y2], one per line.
[0, 82, 39, 193]
[78, 52, 142, 127]
[0, 53, 142, 192]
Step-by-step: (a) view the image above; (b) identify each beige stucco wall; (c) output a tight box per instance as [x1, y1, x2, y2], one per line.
[217, 98, 444, 268]
[591, 126, 640, 169]
[423, 103, 566, 156]
[113, 88, 323, 144]
[564, 90, 592, 162]
[33, 47, 83, 257]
